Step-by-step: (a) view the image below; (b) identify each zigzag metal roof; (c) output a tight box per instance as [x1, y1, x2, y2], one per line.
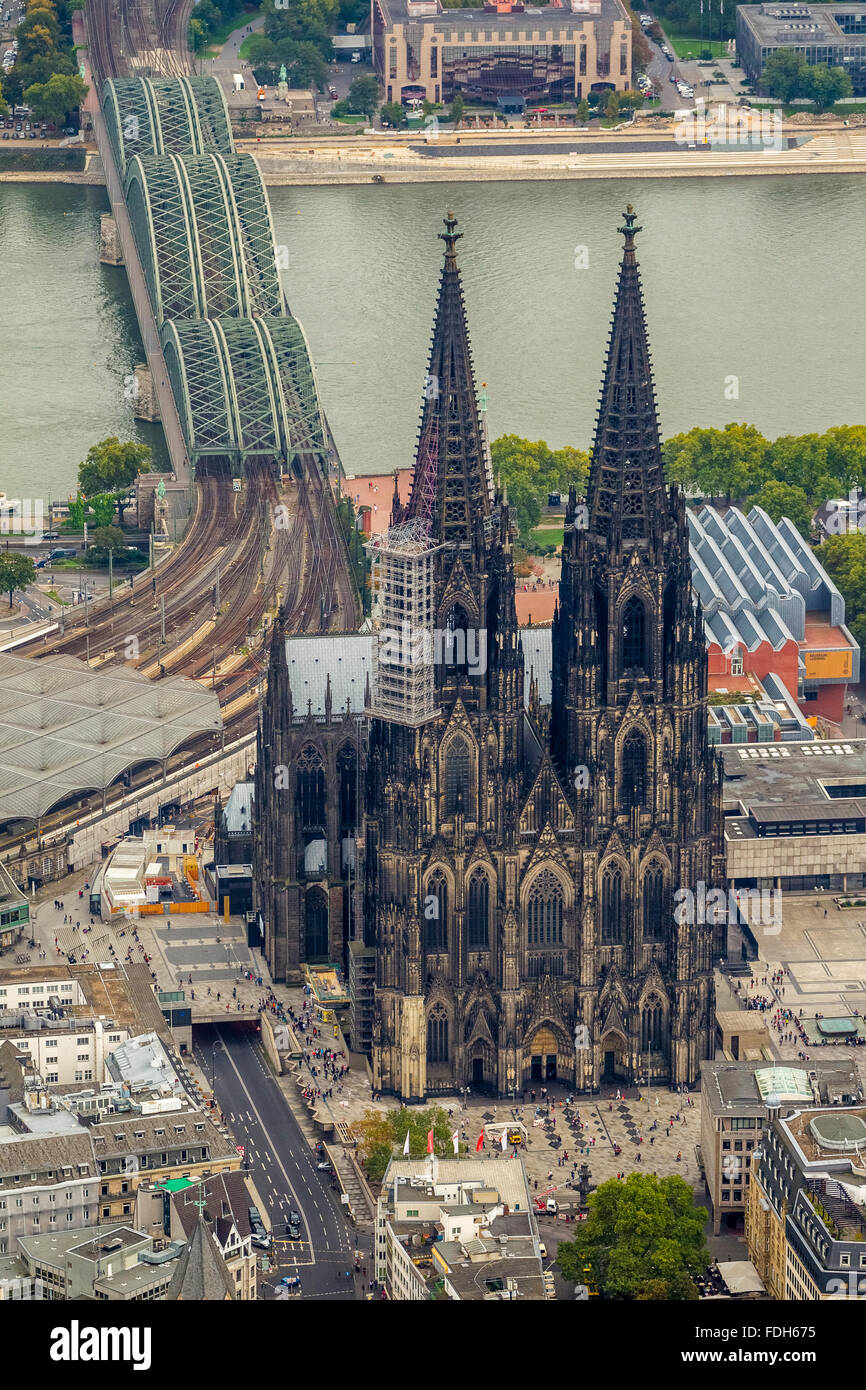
[0, 654, 222, 824]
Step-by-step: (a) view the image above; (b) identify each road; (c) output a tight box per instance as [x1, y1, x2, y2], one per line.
[199, 1022, 363, 1301]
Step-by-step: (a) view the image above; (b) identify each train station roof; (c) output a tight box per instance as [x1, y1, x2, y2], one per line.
[0, 653, 222, 825]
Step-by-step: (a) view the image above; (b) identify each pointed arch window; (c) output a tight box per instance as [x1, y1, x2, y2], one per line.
[444, 736, 471, 817]
[642, 864, 665, 940]
[641, 997, 664, 1052]
[621, 729, 647, 811]
[425, 870, 448, 952]
[442, 603, 471, 679]
[600, 864, 623, 944]
[296, 744, 325, 831]
[304, 888, 329, 962]
[467, 871, 490, 948]
[622, 595, 647, 672]
[336, 744, 358, 838]
[527, 869, 564, 946]
[427, 1003, 449, 1064]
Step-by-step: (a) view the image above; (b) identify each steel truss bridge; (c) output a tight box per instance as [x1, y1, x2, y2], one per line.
[102, 75, 328, 475]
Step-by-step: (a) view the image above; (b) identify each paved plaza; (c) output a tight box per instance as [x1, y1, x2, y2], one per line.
[19, 871, 866, 1262]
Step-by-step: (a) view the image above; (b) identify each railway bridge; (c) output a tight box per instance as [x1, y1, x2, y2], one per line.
[102, 74, 330, 478]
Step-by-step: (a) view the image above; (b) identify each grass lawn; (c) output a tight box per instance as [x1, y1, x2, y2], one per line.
[528, 524, 564, 551]
[663, 29, 729, 60]
[203, 7, 262, 58]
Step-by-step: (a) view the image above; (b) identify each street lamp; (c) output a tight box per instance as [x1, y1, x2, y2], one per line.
[211, 1039, 221, 1098]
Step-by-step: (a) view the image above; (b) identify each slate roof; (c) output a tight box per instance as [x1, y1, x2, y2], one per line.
[166, 1211, 236, 1300]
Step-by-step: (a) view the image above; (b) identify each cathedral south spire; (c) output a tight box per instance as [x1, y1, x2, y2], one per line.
[404, 212, 491, 547]
[585, 206, 668, 549]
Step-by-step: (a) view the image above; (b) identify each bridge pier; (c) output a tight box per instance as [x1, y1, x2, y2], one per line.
[132, 364, 161, 422]
[99, 213, 124, 266]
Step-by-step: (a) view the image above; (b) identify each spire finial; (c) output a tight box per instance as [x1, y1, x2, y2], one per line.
[439, 210, 462, 258]
[619, 204, 642, 249]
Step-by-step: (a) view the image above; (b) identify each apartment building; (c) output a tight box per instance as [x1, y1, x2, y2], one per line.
[700, 1059, 860, 1235]
[746, 1097, 866, 1298]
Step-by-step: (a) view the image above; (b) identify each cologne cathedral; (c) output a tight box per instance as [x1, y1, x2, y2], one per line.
[252, 207, 725, 1099]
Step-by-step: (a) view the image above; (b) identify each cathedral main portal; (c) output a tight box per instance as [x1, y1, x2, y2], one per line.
[525, 1027, 565, 1083]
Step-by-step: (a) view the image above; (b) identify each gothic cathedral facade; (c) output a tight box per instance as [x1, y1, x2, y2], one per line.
[255, 208, 725, 1099]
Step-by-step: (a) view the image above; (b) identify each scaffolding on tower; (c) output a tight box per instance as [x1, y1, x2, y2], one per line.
[366, 417, 444, 727]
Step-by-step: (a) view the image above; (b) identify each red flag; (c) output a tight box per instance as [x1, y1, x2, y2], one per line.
[427, 1128, 434, 1154]
[476, 1132, 484, 1152]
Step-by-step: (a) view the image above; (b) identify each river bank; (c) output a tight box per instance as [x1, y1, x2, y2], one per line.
[4, 124, 866, 185]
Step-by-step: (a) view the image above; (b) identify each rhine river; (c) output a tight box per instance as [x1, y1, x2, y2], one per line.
[1, 175, 864, 500]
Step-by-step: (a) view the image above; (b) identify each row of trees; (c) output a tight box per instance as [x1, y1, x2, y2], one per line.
[354, 1106, 457, 1182]
[490, 435, 589, 541]
[2, 0, 87, 119]
[636, 0, 735, 44]
[663, 424, 866, 527]
[0, 439, 153, 608]
[486, 422, 866, 545]
[761, 50, 852, 111]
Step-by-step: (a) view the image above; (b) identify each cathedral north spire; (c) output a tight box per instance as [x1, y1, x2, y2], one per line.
[585, 205, 668, 549]
[404, 212, 491, 546]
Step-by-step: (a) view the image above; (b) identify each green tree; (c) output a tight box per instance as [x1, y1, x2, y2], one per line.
[246, 32, 279, 76]
[88, 493, 117, 527]
[352, 1108, 393, 1182]
[346, 72, 379, 118]
[805, 63, 852, 112]
[662, 423, 769, 501]
[23, 71, 87, 123]
[557, 1173, 709, 1300]
[274, 38, 328, 90]
[0, 553, 36, 608]
[89, 524, 125, 555]
[823, 426, 866, 490]
[750, 480, 813, 536]
[188, 17, 209, 52]
[550, 445, 590, 495]
[760, 48, 810, 102]
[380, 100, 405, 128]
[762, 432, 831, 498]
[0, 78, 8, 118]
[78, 438, 151, 523]
[66, 493, 86, 530]
[605, 90, 620, 120]
[577, 97, 589, 123]
[386, 1105, 453, 1157]
[450, 91, 464, 125]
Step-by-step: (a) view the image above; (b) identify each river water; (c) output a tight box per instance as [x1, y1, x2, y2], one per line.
[1, 174, 864, 500]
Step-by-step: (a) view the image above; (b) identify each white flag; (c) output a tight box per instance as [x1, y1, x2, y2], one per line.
[500, 1129, 508, 1151]
[403, 1129, 410, 1156]
[451, 1128, 459, 1154]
